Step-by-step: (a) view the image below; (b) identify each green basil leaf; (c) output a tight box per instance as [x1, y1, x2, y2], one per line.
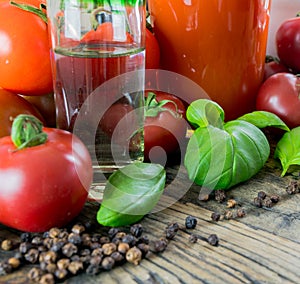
[224, 120, 270, 188]
[274, 127, 300, 176]
[237, 111, 290, 131]
[97, 163, 166, 227]
[186, 99, 225, 129]
[184, 120, 270, 190]
[184, 126, 234, 189]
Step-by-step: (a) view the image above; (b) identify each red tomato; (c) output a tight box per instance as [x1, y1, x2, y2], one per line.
[0, 89, 45, 138]
[0, 127, 93, 232]
[0, 0, 53, 96]
[276, 17, 300, 72]
[263, 60, 290, 81]
[22, 93, 56, 127]
[144, 91, 187, 162]
[99, 103, 135, 142]
[256, 72, 300, 129]
[145, 28, 160, 69]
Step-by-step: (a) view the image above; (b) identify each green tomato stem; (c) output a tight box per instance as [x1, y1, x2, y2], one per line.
[11, 114, 48, 151]
[145, 92, 181, 118]
[10, 1, 48, 24]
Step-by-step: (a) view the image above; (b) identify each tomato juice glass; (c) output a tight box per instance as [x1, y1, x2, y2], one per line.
[148, 0, 271, 120]
[47, 0, 146, 195]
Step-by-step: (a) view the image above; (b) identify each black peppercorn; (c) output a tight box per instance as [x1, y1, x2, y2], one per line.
[211, 212, 221, 222]
[102, 242, 117, 256]
[0, 262, 13, 275]
[62, 243, 78, 258]
[68, 233, 82, 245]
[24, 248, 39, 264]
[111, 251, 124, 263]
[54, 268, 68, 280]
[86, 264, 100, 275]
[257, 191, 267, 199]
[56, 258, 70, 270]
[262, 197, 273, 208]
[270, 195, 280, 203]
[149, 238, 168, 253]
[68, 260, 83, 275]
[108, 227, 120, 239]
[214, 190, 226, 203]
[118, 242, 130, 254]
[137, 243, 150, 257]
[126, 247, 142, 265]
[101, 256, 115, 270]
[207, 234, 219, 246]
[130, 224, 143, 238]
[1, 239, 14, 251]
[189, 234, 198, 243]
[48, 227, 61, 239]
[185, 215, 197, 229]
[39, 273, 55, 284]
[122, 234, 136, 246]
[8, 257, 21, 269]
[89, 255, 102, 266]
[71, 224, 86, 235]
[20, 232, 31, 243]
[253, 197, 263, 208]
[27, 267, 43, 282]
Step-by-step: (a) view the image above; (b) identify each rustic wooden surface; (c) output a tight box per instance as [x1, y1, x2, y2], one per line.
[1, 135, 300, 284]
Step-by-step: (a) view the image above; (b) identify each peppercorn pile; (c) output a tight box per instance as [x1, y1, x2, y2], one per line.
[0, 215, 220, 283]
[0, 223, 169, 283]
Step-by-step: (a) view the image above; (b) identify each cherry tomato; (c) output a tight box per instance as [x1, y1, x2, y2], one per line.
[145, 28, 160, 69]
[0, 0, 53, 95]
[0, 89, 45, 138]
[0, 125, 93, 232]
[256, 72, 300, 129]
[144, 91, 187, 163]
[276, 17, 300, 72]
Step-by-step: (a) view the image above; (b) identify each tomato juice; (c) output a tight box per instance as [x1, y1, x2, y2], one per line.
[148, 0, 271, 120]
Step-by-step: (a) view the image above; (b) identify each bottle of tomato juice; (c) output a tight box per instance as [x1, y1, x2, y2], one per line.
[148, 0, 271, 120]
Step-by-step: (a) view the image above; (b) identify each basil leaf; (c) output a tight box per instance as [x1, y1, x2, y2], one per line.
[184, 126, 234, 189]
[186, 99, 225, 129]
[237, 111, 290, 131]
[97, 163, 166, 227]
[224, 120, 270, 188]
[274, 127, 300, 176]
[184, 100, 270, 190]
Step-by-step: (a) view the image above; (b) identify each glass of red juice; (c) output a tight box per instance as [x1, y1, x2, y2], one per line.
[47, 0, 146, 196]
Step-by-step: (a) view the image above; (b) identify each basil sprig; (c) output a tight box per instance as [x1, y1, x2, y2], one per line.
[184, 99, 289, 190]
[274, 127, 300, 176]
[97, 163, 166, 227]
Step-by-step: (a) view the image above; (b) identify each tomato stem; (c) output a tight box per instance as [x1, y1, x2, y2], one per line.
[10, 1, 48, 24]
[145, 92, 181, 118]
[11, 115, 48, 151]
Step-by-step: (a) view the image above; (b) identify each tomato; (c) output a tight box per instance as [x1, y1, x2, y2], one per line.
[144, 91, 187, 163]
[99, 91, 187, 163]
[256, 72, 300, 129]
[145, 28, 160, 69]
[0, 119, 93, 232]
[263, 60, 290, 81]
[100, 103, 134, 139]
[0, 0, 53, 96]
[22, 93, 56, 127]
[0, 89, 45, 138]
[276, 17, 300, 72]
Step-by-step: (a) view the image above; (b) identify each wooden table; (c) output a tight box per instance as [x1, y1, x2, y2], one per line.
[1, 135, 300, 284]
